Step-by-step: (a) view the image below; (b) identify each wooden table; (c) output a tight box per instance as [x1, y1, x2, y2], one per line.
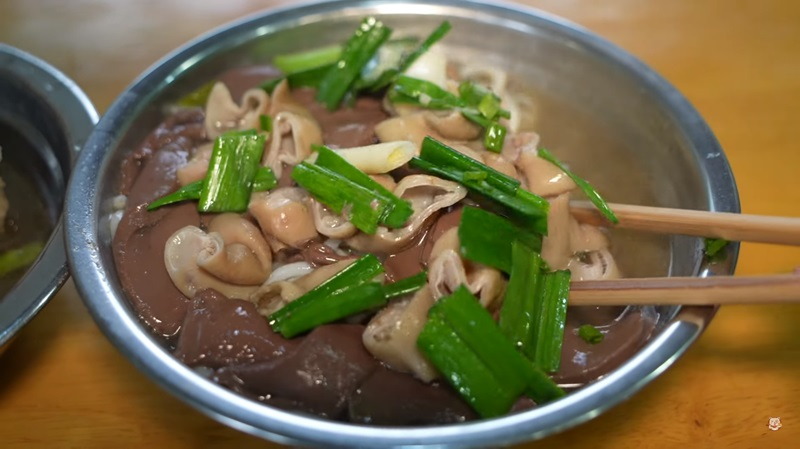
[1, 1, 798, 447]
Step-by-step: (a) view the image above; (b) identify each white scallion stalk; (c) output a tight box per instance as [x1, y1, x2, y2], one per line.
[332, 141, 416, 174]
[404, 46, 448, 89]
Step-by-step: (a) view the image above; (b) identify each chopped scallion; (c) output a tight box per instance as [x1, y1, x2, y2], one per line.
[273, 282, 387, 338]
[176, 81, 215, 108]
[269, 254, 384, 329]
[499, 241, 544, 351]
[530, 270, 571, 372]
[537, 148, 618, 224]
[252, 166, 277, 192]
[383, 271, 427, 299]
[198, 130, 266, 213]
[578, 324, 604, 345]
[704, 237, 728, 262]
[362, 21, 451, 90]
[417, 312, 518, 418]
[316, 17, 392, 109]
[274, 44, 342, 74]
[483, 122, 507, 153]
[411, 137, 548, 233]
[148, 166, 276, 211]
[421, 285, 565, 416]
[260, 63, 335, 93]
[147, 181, 203, 211]
[293, 146, 412, 233]
[313, 145, 412, 227]
[0, 241, 44, 277]
[259, 114, 272, 133]
[389, 75, 465, 109]
[458, 206, 542, 273]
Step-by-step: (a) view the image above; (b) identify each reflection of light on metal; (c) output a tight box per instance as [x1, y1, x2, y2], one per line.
[768, 417, 782, 431]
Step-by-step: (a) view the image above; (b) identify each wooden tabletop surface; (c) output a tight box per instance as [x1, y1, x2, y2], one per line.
[1, 1, 798, 447]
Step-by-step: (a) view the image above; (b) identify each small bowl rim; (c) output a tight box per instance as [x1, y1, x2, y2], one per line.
[0, 44, 98, 349]
[65, 0, 740, 447]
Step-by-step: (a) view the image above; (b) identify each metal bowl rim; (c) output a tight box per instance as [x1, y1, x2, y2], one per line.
[0, 44, 98, 348]
[65, 0, 739, 447]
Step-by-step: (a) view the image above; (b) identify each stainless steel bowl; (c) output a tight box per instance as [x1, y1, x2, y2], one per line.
[0, 45, 97, 351]
[65, 0, 739, 447]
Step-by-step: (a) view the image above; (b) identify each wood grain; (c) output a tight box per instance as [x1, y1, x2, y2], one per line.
[571, 201, 800, 246]
[0, 1, 798, 448]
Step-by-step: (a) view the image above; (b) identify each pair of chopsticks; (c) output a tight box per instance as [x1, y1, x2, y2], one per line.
[567, 201, 800, 306]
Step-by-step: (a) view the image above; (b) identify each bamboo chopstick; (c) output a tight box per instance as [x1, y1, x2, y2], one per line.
[570, 201, 800, 246]
[569, 274, 800, 306]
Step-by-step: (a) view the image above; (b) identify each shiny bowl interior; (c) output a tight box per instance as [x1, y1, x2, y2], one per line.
[0, 45, 97, 350]
[65, 0, 739, 447]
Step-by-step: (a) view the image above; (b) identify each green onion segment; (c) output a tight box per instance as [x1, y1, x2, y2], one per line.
[411, 137, 548, 233]
[292, 145, 412, 234]
[458, 206, 542, 273]
[390, 75, 509, 152]
[537, 148, 618, 224]
[274, 45, 342, 74]
[383, 271, 427, 299]
[316, 17, 393, 109]
[269, 254, 384, 333]
[148, 166, 276, 212]
[704, 237, 729, 262]
[176, 81, 215, 108]
[530, 270, 571, 372]
[0, 241, 44, 277]
[498, 241, 544, 351]
[418, 285, 565, 417]
[199, 130, 266, 213]
[578, 324, 604, 344]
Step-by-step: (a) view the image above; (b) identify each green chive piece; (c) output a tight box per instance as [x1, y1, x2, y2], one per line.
[260, 63, 336, 94]
[426, 285, 566, 412]
[176, 81, 215, 108]
[431, 286, 529, 394]
[462, 171, 487, 182]
[417, 313, 518, 418]
[578, 324, 604, 345]
[704, 237, 728, 262]
[389, 75, 465, 109]
[316, 17, 393, 109]
[259, 114, 272, 133]
[365, 21, 453, 90]
[458, 206, 542, 273]
[411, 138, 549, 233]
[268, 254, 384, 328]
[537, 148, 618, 224]
[531, 270, 571, 372]
[458, 81, 508, 120]
[358, 38, 418, 89]
[148, 166, 275, 212]
[252, 166, 277, 192]
[0, 241, 44, 277]
[291, 163, 384, 234]
[383, 271, 427, 299]
[274, 44, 342, 74]
[411, 157, 548, 234]
[147, 181, 203, 211]
[499, 241, 544, 351]
[398, 21, 451, 73]
[418, 136, 519, 194]
[483, 122, 507, 153]
[198, 130, 266, 213]
[273, 282, 387, 338]
[313, 145, 412, 228]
